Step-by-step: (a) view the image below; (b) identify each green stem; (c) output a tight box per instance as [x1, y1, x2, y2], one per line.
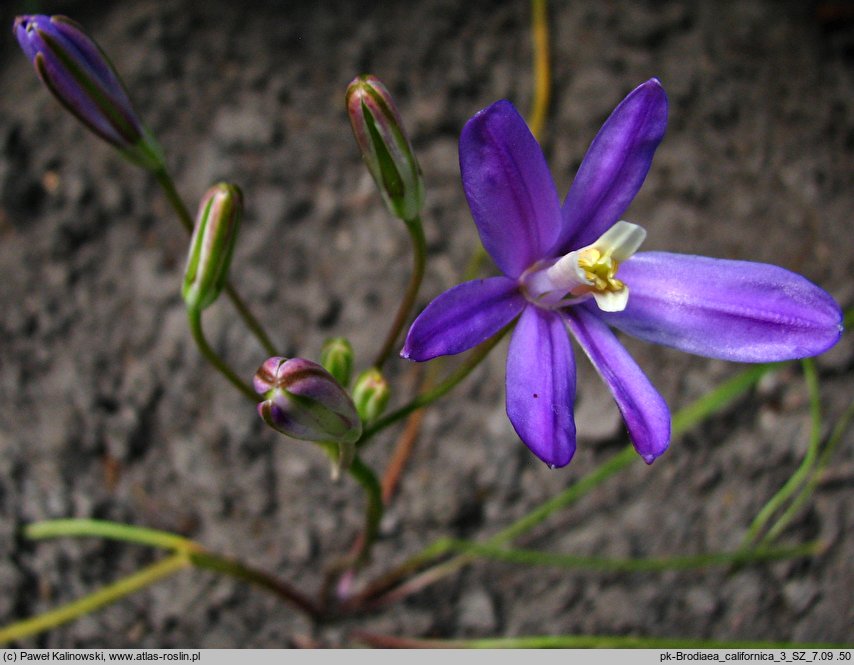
[155, 167, 278, 356]
[372, 217, 427, 369]
[359, 323, 512, 447]
[763, 390, 854, 544]
[24, 519, 200, 553]
[154, 166, 194, 232]
[222, 281, 278, 357]
[348, 455, 384, 565]
[22, 518, 322, 621]
[742, 359, 822, 547]
[357, 360, 780, 608]
[441, 539, 821, 572]
[187, 307, 258, 402]
[0, 554, 188, 645]
[671, 362, 782, 435]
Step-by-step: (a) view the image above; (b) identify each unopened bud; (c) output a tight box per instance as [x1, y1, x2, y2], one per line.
[254, 357, 362, 445]
[320, 337, 354, 387]
[182, 183, 242, 312]
[346, 74, 424, 221]
[13, 15, 163, 170]
[352, 368, 390, 424]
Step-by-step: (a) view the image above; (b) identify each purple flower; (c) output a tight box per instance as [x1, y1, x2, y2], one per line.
[14, 15, 162, 169]
[402, 79, 842, 468]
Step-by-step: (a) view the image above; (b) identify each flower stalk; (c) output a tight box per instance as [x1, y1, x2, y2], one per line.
[372, 216, 427, 369]
[187, 307, 257, 403]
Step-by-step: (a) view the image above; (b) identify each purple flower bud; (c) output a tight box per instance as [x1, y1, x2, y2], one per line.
[346, 75, 424, 221]
[182, 183, 242, 311]
[13, 15, 163, 169]
[255, 357, 362, 444]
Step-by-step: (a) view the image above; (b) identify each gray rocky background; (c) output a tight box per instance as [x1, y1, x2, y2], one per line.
[0, 0, 851, 648]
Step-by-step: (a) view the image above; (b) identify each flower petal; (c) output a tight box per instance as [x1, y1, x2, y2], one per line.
[506, 306, 576, 467]
[556, 79, 667, 253]
[460, 100, 562, 278]
[402, 277, 525, 361]
[601, 252, 844, 362]
[564, 308, 670, 463]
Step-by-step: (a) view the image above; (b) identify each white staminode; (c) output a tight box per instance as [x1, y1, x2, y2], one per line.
[542, 221, 646, 312]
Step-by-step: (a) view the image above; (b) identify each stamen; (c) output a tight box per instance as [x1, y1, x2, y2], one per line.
[521, 221, 645, 313]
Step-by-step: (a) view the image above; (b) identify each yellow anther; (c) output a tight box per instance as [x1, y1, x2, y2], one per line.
[533, 221, 645, 313]
[577, 248, 623, 294]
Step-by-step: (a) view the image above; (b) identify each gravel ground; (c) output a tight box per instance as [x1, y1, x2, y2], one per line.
[0, 0, 851, 648]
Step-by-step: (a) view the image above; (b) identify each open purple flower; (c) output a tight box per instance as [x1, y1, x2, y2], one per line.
[402, 79, 842, 468]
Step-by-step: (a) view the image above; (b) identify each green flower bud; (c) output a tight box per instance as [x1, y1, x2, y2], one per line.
[346, 74, 424, 221]
[182, 183, 242, 311]
[352, 368, 390, 424]
[320, 337, 354, 387]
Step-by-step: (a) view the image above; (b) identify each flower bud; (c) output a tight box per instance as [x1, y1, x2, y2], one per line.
[13, 15, 163, 169]
[346, 74, 424, 221]
[320, 337, 354, 388]
[182, 183, 242, 312]
[352, 368, 390, 424]
[255, 357, 362, 444]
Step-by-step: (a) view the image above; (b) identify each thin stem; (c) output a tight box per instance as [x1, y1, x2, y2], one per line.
[742, 359, 822, 547]
[0, 555, 189, 645]
[348, 455, 384, 566]
[154, 167, 194, 232]
[359, 323, 512, 447]
[440, 539, 822, 572]
[188, 550, 322, 620]
[381, 401, 426, 503]
[337, 538, 454, 613]
[671, 362, 781, 435]
[187, 307, 258, 403]
[762, 383, 854, 544]
[527, 0, 551, 142]
[154, 167, 278, 356]
[368, 446, 638, 609]
[355, 360, 778, 609]
[496, 358, 782, 538]
[372, 217, 427, 369]
[24, 519, 201, 553]
[222, 281, 278, 357]
[23, 518, 322, 621]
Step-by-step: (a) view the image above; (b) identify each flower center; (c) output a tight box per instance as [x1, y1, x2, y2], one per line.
[575, 247, 624, 293]
[520, 221, 646, 312]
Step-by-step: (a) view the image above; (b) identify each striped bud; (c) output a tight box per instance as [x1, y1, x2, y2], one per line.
[182, 183, 242, 312]
[14, 15, 163, 170]
[254, 357, 362, 445]
[346, 74, 424, 221]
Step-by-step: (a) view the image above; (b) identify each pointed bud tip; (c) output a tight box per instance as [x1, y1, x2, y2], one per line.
[345, 73, 424, 220]
[13, 13, 159, 167]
